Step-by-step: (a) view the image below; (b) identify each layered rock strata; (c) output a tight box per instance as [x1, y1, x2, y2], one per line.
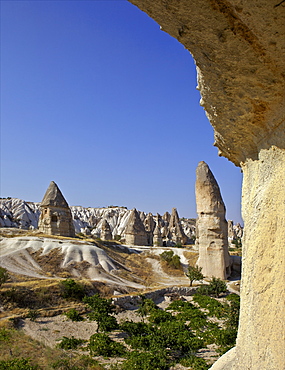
[127, 1, 285, 368]
[38, 181, 75, 237]
[195, 162, 231, 279]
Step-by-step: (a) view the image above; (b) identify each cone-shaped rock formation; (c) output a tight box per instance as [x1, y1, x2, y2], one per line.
[195, 162, 231, 279]
[125, 208, 148, 246]
[38, 181, 75, 237]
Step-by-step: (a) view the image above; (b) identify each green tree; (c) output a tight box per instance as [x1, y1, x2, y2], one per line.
[0, 267, 8, 288]
[83, 294, 118, 332]
[185, 265, 204, 286]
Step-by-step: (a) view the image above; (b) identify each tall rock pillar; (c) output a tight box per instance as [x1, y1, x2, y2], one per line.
[195, 162, 231, 279]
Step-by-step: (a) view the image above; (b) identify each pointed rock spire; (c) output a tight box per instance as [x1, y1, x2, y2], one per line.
[41, 181, 69, 208]
[100, 219, 112, 241]
[167, 208, 188, 245]
[195, 161, 231, 279]
[125, 209, 148, 246]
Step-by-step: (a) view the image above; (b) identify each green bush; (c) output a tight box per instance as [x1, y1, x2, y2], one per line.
[193, 294, 225, 318]
[27, 309, 39, 322]
[160, 250, 174, 263]
[148, 309, 174, 324]
[159, 251, 181, 269]
[121, 350, 168, 370]
[137, 296, 158, 319]
[0, 357, 38, 370]
[0, 328, 11, 341]
[180, 355, 208, 370]
[64, 308, 84, 322]
[60, 279, 85, 301]
[120, 321, 152, 337]
[196, 277, 227, 298]
[83, 294, 118, 332]
[52, 355, 104, 370]
[56, 336, 86, 350]
[225, 294, 240, 330]
[89, 333, 126, 357]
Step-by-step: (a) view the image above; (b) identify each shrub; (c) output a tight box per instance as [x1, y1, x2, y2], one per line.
[193, 294, 225, 318]
[148, 309, 174, 324]
[0, 357, 38, 370]
[27, 309, 39, 322]
[56, 336, 86, 350]
[120, 321, 152, 337]
[89, 333, 126, 357]
[180, 355, 208, 370]
[185, 265, 204, 286]
[159, 251, 181, 269]
[84, 294, 118, 332]
[64, 308, 84, 322]
[196, 277, 227, 298]
[121, 350, 168, 370]
[0, 328, 11, 341]
[0, 267, 9, 287]
[60, 279, 85, 301]
[137, 296, 158, 319]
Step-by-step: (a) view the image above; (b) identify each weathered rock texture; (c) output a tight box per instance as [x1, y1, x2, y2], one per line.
[38, 181, 75, 237]
[153, 222, 163, 247]
[124, 208, 148, 246]
[167, 208, 188, 245]
[128, 1, 285, 368]
[0, 199, 198, 245]
[100, 219, 112, 241]
[195, 161, 231, 279]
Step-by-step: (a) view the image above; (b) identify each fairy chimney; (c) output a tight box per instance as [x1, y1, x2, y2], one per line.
[38, 181, 75, 237]
[125, 208, 148, 246]
[100, 219, 112, 241]
[195, 162, 231, 279]
[168, 208, 188, 245]
[153, 222, 163, 247]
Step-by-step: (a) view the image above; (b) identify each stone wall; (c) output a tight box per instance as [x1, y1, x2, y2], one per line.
[128, 1, 285, 368]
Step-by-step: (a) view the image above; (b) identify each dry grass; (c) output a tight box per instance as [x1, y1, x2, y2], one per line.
[183, 250, 199, 266]
[0, 323, 104, 369]
[159, 260, 185, 277]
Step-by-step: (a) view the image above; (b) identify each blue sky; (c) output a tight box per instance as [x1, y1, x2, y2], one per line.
[0, 0, 243, 223]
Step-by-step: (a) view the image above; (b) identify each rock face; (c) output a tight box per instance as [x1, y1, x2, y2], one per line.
[195, 162, 231, 279]
[38, 181, 75, 237]
[100, 219, 112, 241]
[127, 1, 284, 368]
[124, 208, 148, 246]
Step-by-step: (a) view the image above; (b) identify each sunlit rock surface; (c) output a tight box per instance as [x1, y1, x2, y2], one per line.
[128, 0, 285, 368]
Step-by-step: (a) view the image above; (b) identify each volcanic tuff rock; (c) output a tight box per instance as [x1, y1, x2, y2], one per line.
[38, 181, 75, 237]
[153, 222, 163, 247]
[127, 1, 284, 368]
[167, 208, 188, 245]
[100, 219, 112, 241]
[195, 161, 231, 279]
[124, 208, 148, 246]
[1, 199, 200, 246]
